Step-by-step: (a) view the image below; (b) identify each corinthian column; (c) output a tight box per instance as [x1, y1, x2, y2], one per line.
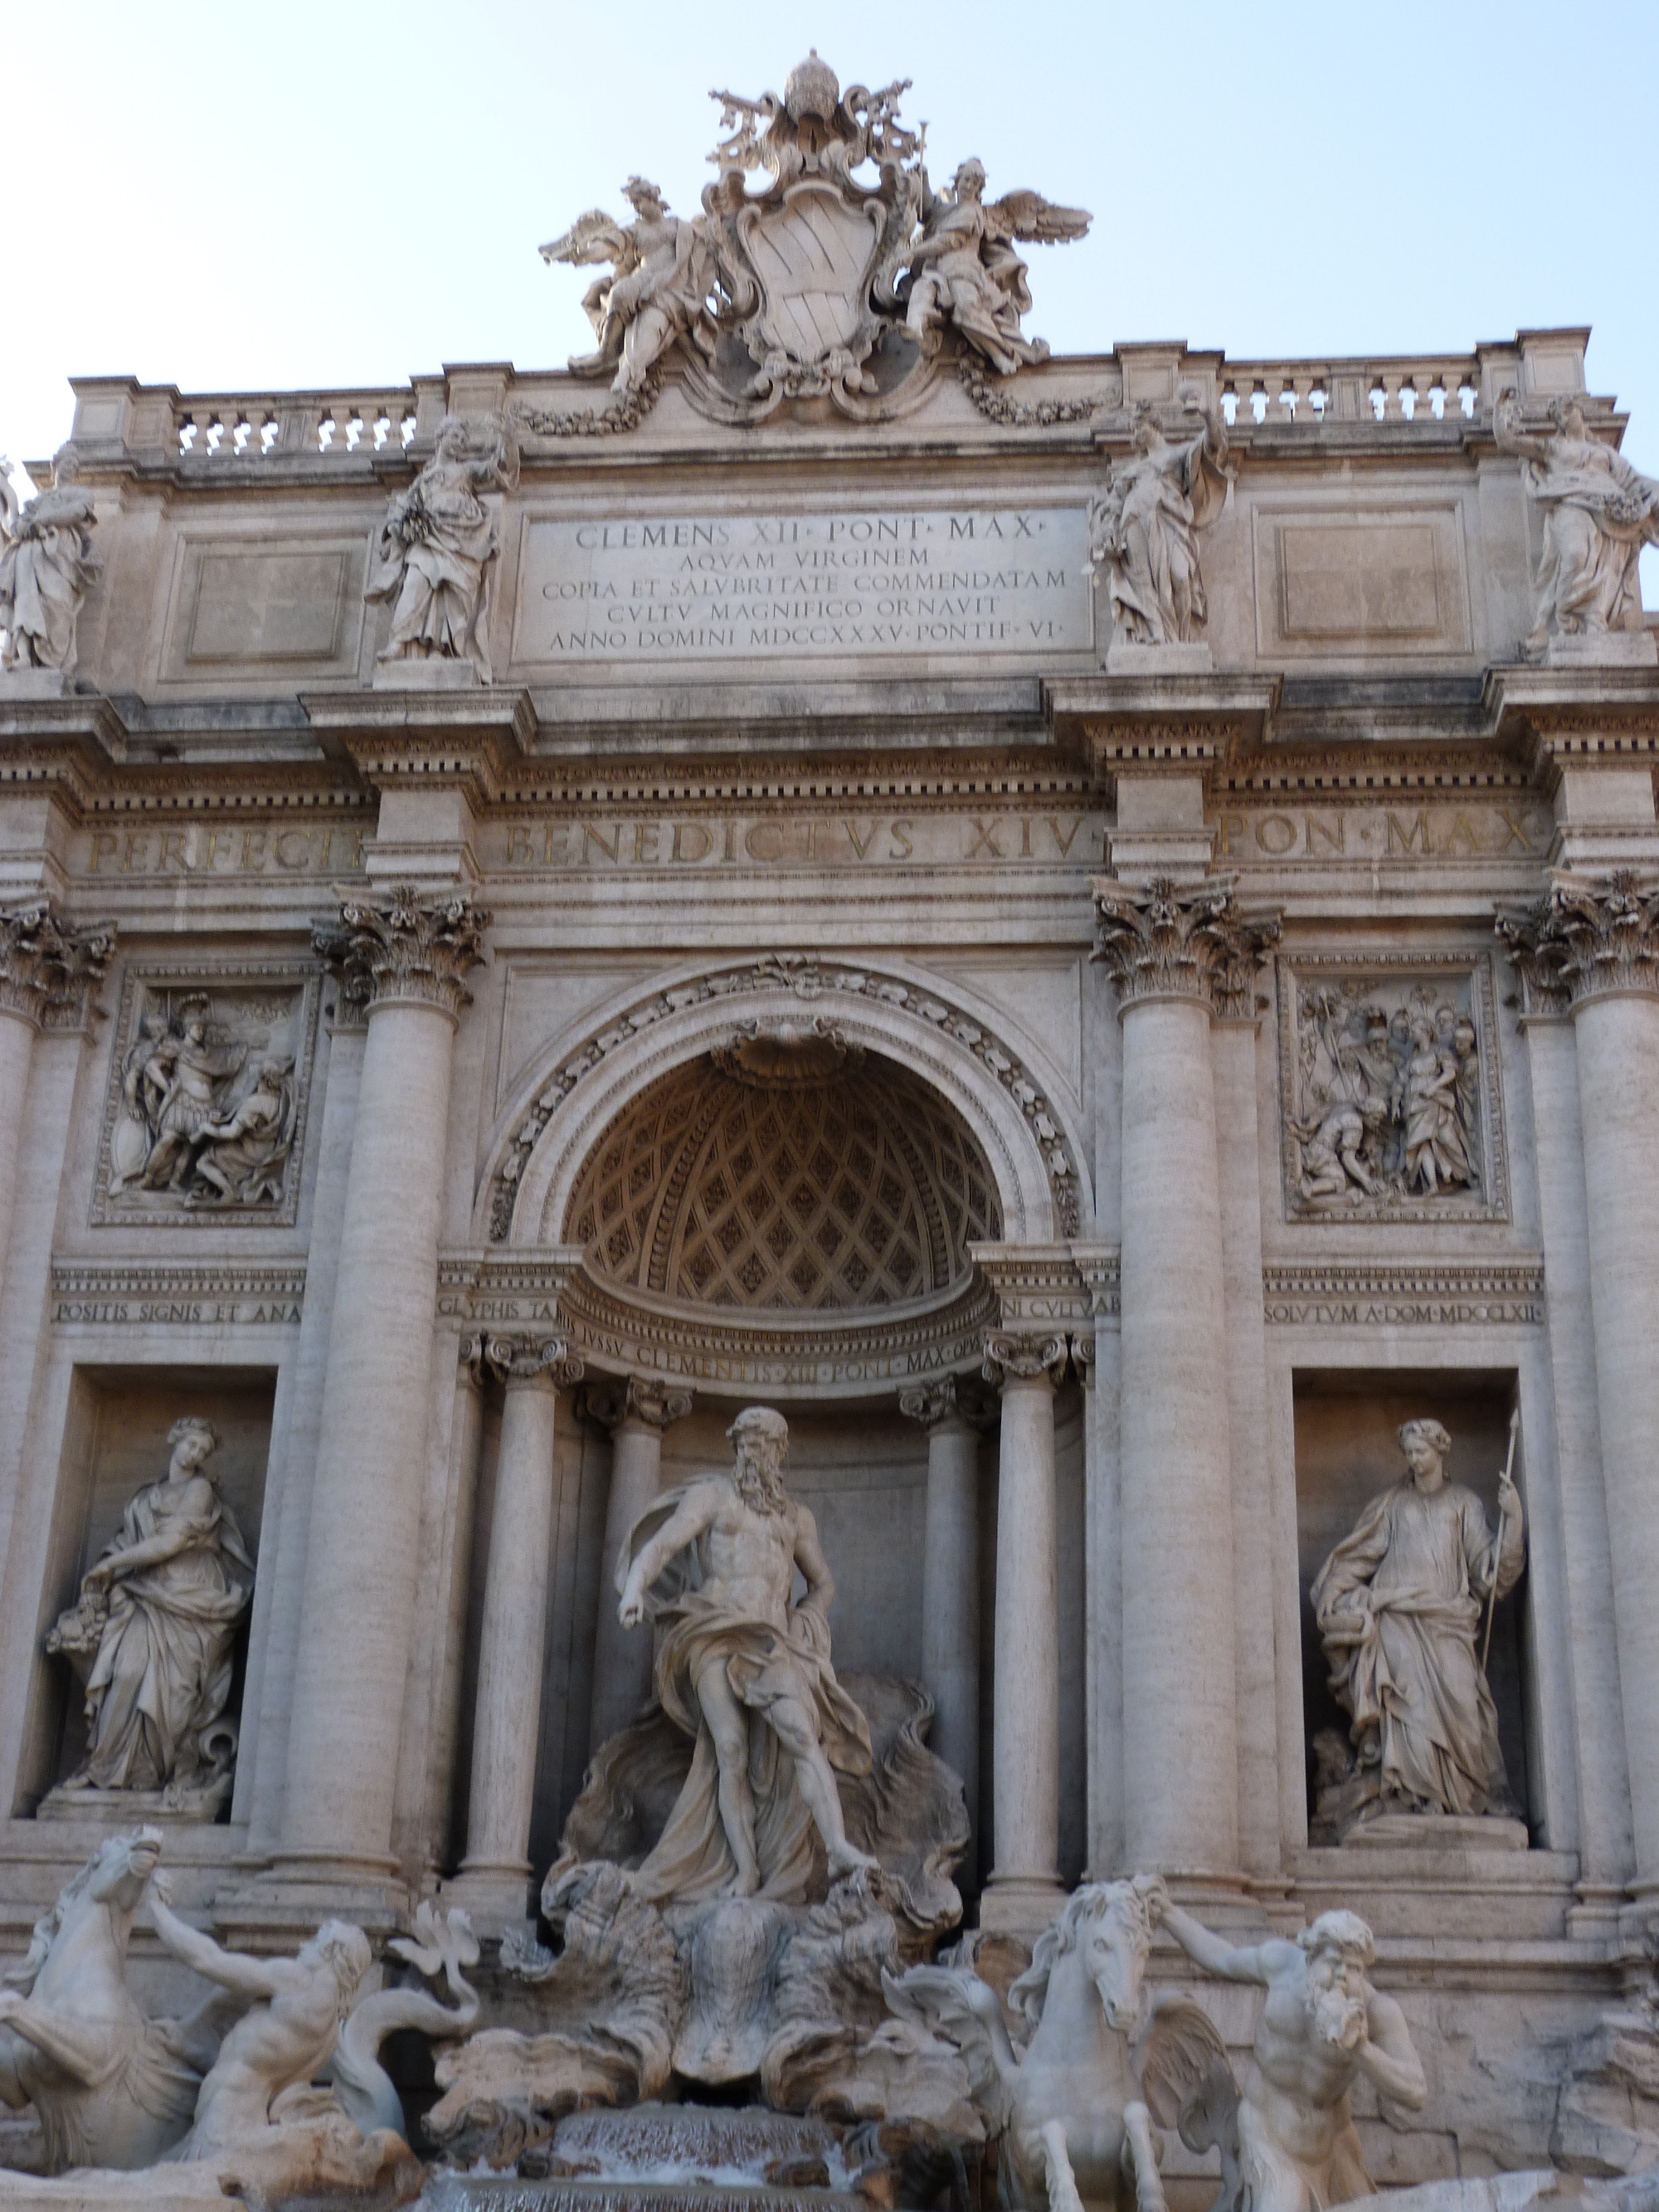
[276, 885, 487, 1897]
[1092, 875, 1277, 1881]
[1499, 874, 1659, 1900]
[980, 1328, 1068, 1926]
[458, 1333, 584, 1921]
[898, 1375, 985, 1872]
[0, 904, 111, 1300]
[586, 1376, 692, 1753]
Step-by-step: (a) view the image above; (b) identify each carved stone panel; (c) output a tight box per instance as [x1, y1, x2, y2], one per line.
[1251, 504, 1472, 660]
[159, 534, 368, 682]
[1277, 953, 1508, 1224]
[93, 964, 320, 1227]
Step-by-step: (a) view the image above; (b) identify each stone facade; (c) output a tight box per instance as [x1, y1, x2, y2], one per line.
[3, 55, 1659, 2205]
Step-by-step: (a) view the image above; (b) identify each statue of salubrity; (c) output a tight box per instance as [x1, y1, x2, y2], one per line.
[1311, 1415, 1526, 1835]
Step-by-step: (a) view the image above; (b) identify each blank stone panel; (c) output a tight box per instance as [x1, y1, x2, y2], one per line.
[1251, 504, 1473, 658]
[159, 534, 367, 681]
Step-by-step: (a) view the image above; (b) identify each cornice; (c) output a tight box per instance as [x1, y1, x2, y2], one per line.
[299, 689, 538, 805]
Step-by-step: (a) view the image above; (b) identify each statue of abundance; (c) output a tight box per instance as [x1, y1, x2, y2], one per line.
[615, 1405, 880, 1901]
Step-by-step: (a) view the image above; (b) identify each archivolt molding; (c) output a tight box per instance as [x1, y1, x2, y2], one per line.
[481, 953, 1087, 1249]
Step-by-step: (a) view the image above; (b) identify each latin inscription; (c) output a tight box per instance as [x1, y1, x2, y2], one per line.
[513, 507, 1093, 663]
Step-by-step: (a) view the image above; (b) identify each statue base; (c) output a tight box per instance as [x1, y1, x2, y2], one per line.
[1540, 629, 1657, 667]
[1104, 636, 1214, 673]
[372, 655, 481, 689]
[35, 1772, 231, 1825]
[424, 2182, 866, 2212]
[1339, 1810, 1530, 1852]
[0, 669, 69, 699]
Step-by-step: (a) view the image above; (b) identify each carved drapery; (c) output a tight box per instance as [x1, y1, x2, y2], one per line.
[1497, 870, 1659, 1016]
[0, 900, 114, 1029]
[1092, 875, 1279, 1017]
[314, 884, 489, 1021]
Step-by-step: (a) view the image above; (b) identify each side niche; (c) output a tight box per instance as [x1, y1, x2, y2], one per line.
[92, 963, 320, 1227]
[1277, 952, 1508, 1223]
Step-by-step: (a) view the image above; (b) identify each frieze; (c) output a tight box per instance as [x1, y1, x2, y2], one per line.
[499, 809, 1101, 872]
[50, 1260, 306, 1328]
[1214, 803, 1553, 864]
[489, 954, 1082, 1242]
[1277, 952, 1510, 1225]
[83, 819, 371, 880]
[92, 962, 321, 1228]
[1262, 1260, 1544, 1329]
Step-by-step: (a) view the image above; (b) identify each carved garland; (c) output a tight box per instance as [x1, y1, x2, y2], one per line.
[513, 367, 665, 441]
[488, 953, 1082, 1244]
[955, 357, 1102, 428]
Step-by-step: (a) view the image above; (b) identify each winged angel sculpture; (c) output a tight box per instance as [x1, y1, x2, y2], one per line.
[538, 53, 1089, 421]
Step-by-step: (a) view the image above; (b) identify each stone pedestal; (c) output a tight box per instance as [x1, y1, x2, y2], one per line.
[980, 1332, 1065, 1927]
[586, 1378, 691, 1755]
[456, 1338, 581, 1924]
[270, 888, 486, 1901]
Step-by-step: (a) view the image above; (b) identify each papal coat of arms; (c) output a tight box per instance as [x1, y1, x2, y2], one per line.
[538, 52, 1089, 423]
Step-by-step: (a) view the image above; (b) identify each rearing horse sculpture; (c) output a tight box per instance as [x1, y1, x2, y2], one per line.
[0, 1828, 230, 2171]
[886, 1874, 1214, 2212]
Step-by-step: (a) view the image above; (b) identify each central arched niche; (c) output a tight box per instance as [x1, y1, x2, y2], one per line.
[563, 1026, 1002, 1311]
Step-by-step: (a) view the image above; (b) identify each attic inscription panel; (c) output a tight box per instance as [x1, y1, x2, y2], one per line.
[512, 505, 1092, 665]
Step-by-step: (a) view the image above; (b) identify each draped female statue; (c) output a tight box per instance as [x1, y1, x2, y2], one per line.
[48, 1418, 254, 1804]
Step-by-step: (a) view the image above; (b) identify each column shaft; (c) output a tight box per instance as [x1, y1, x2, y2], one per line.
[1119, 994, 1238, 1874]
[922, 1415, 980, 1858]
[0, 1011, 36, 1299]
[1574, 992, 1659, 1890]
[588, 1416, 666, 1749]
[280, 998, 461, 1871]
[988, 1365, 1059, 1910]
[463, 1371, 560, 1893]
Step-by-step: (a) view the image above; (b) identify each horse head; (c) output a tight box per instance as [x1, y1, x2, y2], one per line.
[18, 1828, 163, 2010]
[1010, 1873, 1165, 2039]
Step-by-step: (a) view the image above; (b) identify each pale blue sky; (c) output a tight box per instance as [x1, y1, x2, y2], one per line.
[7, 0, 1657, 591]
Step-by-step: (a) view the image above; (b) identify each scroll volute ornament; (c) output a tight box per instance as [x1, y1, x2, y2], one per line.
[1092, 875, 1280, 1017]
[314, 884, 489, 1020]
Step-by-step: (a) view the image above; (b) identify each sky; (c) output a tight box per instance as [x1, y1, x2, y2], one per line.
[6, 0, 1657, 590]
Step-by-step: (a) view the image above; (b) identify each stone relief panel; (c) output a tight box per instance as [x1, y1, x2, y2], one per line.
[1277, 953, 1508, 1224]
[93, 963, 320, 1227]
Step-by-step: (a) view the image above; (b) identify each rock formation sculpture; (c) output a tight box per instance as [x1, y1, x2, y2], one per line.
[1496, 392, 1659, 655]
[0, 449, 101, 680]
[1312, 1416, 1525, 1825]
[1087, 396, 1232, 648]
[46, 1418, 254, 1811]
[0, 1830, 227, 2172]
[366, 412, 518, 680]
[885, 1877, 1190, 2212]
[1151, 1898, 1428, 2212]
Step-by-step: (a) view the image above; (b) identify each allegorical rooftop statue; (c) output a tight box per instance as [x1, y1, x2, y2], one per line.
[1312, 1416, 1525, 1822]
[615, 1405, 880, 1900]
[1496, 391, 1659, 655]
[0, 448, 101, 681]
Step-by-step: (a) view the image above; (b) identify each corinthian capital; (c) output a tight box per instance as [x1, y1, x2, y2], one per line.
[0, 901, 114, 1030]
[1092, 875, 1279, 1016]
[898, 1373, 995, 1430]
[464, 1332, 584, 1390]
[1496, 870, 1659, 1015]
[314, 883, 489, 1020]
[982, 1329, 1070, 1388]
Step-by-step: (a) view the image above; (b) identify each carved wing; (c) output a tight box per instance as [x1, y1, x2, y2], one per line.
[986, 190, 1092, 245]
[1136, 1994, 1240, 2157]
[881, 1963, 1014, 2133]
[539, 210, 635, 272]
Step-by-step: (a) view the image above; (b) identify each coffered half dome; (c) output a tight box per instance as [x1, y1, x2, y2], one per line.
[564, 1030, 1001, 1312]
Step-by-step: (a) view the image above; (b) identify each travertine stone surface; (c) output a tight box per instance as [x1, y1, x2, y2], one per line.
[2, 60, 1659, 2193]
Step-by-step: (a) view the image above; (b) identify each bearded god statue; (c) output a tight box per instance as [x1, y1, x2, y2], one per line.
[615, 1406, 880, 1901]
[1311, 1416, 1525, 1825]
